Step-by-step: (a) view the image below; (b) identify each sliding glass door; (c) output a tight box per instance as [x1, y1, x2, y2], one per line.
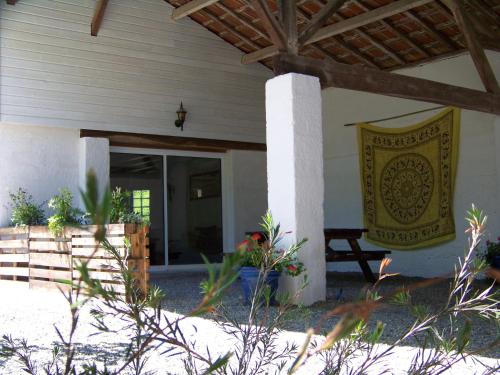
[110, 150, 224, 268]
[110, 153, 165, 266]
[167, 156, 223, 265]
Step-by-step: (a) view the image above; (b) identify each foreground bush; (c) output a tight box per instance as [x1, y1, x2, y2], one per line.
[0, 173, 498, 374]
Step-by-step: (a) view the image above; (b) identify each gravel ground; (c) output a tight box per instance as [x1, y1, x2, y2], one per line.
[0, 272, 498, 374]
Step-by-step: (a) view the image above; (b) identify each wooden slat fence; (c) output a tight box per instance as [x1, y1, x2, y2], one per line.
[0, 225, 149, 296]
[0, 227, 30, 288]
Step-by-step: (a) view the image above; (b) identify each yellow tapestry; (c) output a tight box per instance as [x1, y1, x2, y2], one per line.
[357, 107, 460, 250]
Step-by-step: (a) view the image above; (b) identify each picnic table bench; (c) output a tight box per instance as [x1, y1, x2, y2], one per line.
[242, 228, 390, 283]
[324, 228, 391, 283]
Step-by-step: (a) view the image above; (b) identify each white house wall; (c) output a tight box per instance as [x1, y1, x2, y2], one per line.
[229, 150, 268, 243]
[0, 0, 270, 143]
[0, 123, 80, 226]
[322, 51, 500, 277]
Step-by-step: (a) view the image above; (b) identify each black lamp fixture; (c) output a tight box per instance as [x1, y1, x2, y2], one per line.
[175, 102, 187, 131]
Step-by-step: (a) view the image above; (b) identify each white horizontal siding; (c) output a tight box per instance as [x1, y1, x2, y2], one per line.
[0, 0, 271, 142]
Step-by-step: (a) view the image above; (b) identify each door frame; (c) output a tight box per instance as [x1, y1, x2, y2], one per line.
[110, 146, 231, 272]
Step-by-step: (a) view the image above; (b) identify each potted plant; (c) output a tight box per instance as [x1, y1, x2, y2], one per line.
[481, 237, 500, 269]
[236, 211, 306, 305]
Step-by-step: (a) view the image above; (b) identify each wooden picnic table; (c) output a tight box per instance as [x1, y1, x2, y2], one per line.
[324, 228, 391, 283]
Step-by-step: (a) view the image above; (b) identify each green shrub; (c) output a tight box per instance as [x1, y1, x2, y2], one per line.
[47, 188, 84, 237]
[8, 188, 46, 227]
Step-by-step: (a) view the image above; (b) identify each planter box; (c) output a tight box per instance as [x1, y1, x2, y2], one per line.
[0, 224, 149, 296]
[0, 227, 30, 288]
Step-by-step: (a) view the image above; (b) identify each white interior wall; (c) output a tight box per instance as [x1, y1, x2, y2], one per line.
[322, 51, 500, 277]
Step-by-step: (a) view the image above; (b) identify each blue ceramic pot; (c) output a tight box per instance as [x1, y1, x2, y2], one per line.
[239, 266, 280, 305]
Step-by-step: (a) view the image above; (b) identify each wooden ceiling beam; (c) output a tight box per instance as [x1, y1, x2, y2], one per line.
[281, 0, 299, 54]
[298, 0, 348, 47]
[217, 1, 347, 66]
[301, 1, 397, 67]
[91, 0, 109, 37]
[468, 0, 500, 26]
[80, 130, 266, 152]
[297, 3, 380, 68]
[443, 0, 499, 94]
[350, 0, 429, 59]
[273, 53, 500, 115]
[403, 8, 456, 51]
[242, 0, 434, 64]
[251, 0, 287, 50]
[199, 7, 262, 50]
[171, 0, 220, 20]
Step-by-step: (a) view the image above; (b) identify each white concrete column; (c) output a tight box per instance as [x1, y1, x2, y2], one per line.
[79, 137, 110, 202]
[266, 73, 326, 305]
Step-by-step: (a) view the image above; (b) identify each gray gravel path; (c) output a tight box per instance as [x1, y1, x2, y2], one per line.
[0, 271, 498, 374]
[155, 271, 500, 356]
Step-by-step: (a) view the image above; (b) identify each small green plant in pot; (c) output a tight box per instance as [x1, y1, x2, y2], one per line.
[8, 188, 46, 227]
[47, 188, 84, 237]
[237, 211, 306, 305]
[481, 236, 500, 269]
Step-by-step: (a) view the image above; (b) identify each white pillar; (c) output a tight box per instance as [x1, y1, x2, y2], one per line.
[266, 73, 326, 305]
[79, 137, 110, 203]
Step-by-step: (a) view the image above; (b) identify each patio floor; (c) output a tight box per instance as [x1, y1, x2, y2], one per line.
[152, 271, 499, 357]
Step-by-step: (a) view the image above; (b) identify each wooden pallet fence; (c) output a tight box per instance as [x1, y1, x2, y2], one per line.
[0, 225, 149, 296]
[29, 226, 72, 292]
[71, 224, 149, 296]
[0, 227, 30, 288]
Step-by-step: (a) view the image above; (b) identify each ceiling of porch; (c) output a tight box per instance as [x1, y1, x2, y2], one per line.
[163, 0, 500, 71]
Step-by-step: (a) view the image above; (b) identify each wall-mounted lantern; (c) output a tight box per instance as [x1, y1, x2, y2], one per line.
[175, 102, 187, 131]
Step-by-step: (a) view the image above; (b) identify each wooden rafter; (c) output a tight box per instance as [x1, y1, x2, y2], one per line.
[273, 53, 500, 115]
[216, 0, 348, 67]
[242, 0, 434, 64]
[281, 0, 299, 54]
[328, 12, 405, 66]
[91, 0, 109, 37]
[468, 0, 500, 26]
[443, 0, 499, 94]
[251, 0, 287, 50]
[350, 0, 429, 59]
[403, 8, 456, 51]
[295, 2, 379, 67]
[199, 6, 262, 50]
[171, 0, 219, 20]
[298, 0, 348, 47]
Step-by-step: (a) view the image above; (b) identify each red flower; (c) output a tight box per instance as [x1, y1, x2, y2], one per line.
[237, 239, 250, 251]
[497, 236, 500, 241]
[287, 265, 297, 272]
[251, 232, 262, 241]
